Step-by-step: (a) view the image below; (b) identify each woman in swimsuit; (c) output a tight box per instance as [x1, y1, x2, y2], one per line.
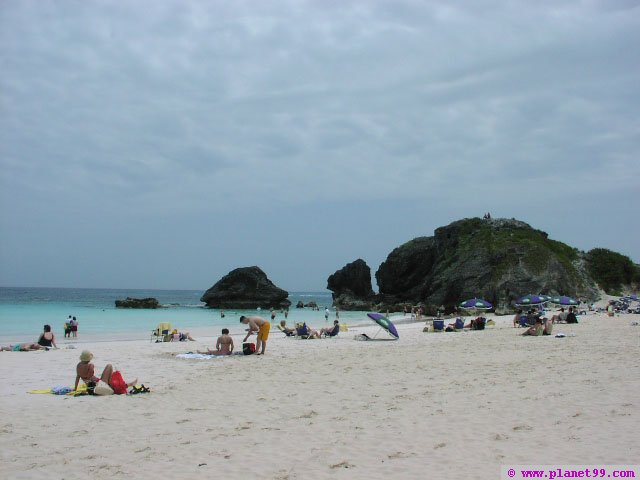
[74, 350, 137, 393]
[37, 324, 57, 349]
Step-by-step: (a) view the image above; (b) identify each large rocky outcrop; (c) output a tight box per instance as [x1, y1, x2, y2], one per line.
[115, 297, 160, 309]
[200, 266, 291, 309]
[327, 259, 376, 310]
[374, 217, 600, 312]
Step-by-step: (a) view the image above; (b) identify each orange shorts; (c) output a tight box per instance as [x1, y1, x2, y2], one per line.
[258, 322, 271, 341]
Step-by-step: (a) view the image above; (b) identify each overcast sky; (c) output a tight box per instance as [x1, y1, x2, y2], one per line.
[1, 1, 639, 292]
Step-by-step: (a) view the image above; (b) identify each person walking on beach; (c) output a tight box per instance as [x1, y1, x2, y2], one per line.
[335, 307, 339, 320]
[240, 315, 270, 355]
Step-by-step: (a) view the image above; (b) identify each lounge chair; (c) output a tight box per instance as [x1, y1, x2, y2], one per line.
[433, 319, 445, 332]
[277, 324, 296, 337]
[295, 323, 314, 339]
[454, 318, 465, 330]
[322, 323, 340, 338]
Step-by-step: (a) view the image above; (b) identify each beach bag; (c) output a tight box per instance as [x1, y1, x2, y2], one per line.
[94, 382, 114, 396]
[109, 371, 128, 394]
[243, 342, 256, 355]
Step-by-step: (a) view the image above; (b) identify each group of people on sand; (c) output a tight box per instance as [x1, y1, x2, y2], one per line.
[515, 307, 579, 336]
[513, 306, 579, 335]
[1, 324, 59, 351]
[198, 315, 272, 355]
[279, 319, 340, 339]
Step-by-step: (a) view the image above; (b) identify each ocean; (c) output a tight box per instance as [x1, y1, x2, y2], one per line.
[0, 287, 369, 342]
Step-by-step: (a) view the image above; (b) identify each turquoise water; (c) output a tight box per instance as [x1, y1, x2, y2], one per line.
[0, 287, 368, 341]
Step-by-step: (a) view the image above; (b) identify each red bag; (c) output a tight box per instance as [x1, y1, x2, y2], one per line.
[243, 342, 256, 355]
[109, 370, 128, 394]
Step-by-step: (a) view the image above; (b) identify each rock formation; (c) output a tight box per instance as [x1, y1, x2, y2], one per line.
[115, 297, 160, 309]
[200, 266, 291, 309]
[327, 259, 376, 310]
[374, 217, 601, 312]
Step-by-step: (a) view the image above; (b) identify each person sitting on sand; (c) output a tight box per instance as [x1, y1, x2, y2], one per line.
[318, 320, 340, 337]
[37, 324, 58, 349]
[240, 315, 271, 355]
[74, 350, 137, 394]
[198, 328, 234, 355]
[542, 317, 553, 336]
[550, 308, 568, 324]
[464, 317, 486, 330]
[522, 318, 544, 336]
[1, 343, 47, 351]
[513, 309, 523, 328]
[170, 329, 195, 342]
[565, 307, 578, 324]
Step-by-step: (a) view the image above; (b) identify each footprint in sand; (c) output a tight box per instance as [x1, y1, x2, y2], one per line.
[330, 460, 355, 469]
[512, 424, 533, 431]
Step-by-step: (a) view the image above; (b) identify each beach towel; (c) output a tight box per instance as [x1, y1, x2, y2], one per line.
[176, 353, 227, 360]
[29, 384, 88, 396]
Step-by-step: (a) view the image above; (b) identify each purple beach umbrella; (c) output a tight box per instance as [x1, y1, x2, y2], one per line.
[550, 295, 579, 306]
[514, 294, 546, 307]
[459, 298, 493, 310]
[367, 313, 399, 339]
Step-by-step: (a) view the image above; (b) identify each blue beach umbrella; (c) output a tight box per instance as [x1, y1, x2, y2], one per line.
[550, 295, 579, 306]
[367, 313, 399, 339]
[514, 294, 546, 307]
[459, 298, 493, 310]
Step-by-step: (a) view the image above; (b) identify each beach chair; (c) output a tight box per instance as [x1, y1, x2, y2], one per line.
[277, 324, 296, 337]
[151, 322, 172, 342]
[295, 323, 314, 339]
[454, 318, 465, 330]
[432, 319, 445, 332]
[518, 315, 528, 328]
[322, 323, 340, 338]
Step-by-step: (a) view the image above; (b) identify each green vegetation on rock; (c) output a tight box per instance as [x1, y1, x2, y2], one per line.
[586, 248, 640, 295]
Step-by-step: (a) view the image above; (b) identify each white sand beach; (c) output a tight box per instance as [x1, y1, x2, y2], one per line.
[1, 311, 638, 479]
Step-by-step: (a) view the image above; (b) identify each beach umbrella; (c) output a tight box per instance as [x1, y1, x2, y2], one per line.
[367, 313, 399, 339]
[459, 298, 493, 310]
[550, 295, 579, 306]
[539, 295, 552, 302]
[514, 294, 546, 307]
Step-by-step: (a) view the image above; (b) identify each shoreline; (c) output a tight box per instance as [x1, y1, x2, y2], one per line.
[1, 311, 638, 478]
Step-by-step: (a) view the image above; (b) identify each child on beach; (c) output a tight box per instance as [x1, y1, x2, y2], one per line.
[74, 350, 137, 394]
[198, 328, 234, 355]
[240, 315, 270, 355]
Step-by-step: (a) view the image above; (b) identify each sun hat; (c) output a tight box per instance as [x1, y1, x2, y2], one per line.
[79, 350, 93, 362]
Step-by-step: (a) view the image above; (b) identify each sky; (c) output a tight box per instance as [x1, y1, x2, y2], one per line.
[1, 0, 639, 292]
